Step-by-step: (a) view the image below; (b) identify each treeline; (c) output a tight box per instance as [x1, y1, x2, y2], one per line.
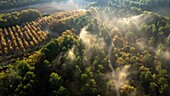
[0, 9, 42, 28]
[91, 0, 170, 8]
[89, 0, 170, 17]
[50, 11, 89, 34]
[129, 0, 170, 11]
[0, 0, 62, 9]
[40, 10, 87, 34]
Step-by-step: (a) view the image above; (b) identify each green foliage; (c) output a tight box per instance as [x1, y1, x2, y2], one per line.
[58, 30, 78, 52]
[120, 85, 136, 95]
[49, 12, 89, 35]
[49, 86, 69, 96]
[42, 39, 59, 61]
[14, 71, 35, 96]
[125, 32, 134, 41]
[140, 70, 152, 94]
[49, 73, 69, 96]
[49, 72, 62, 90]
[0, 9, 41, 28]
[166, 34, 170, 45]
[15, 60, 35, 76]
[0, 60, 36, 96]
[158, 77, 169, 95]
[148, 36, 155, 46]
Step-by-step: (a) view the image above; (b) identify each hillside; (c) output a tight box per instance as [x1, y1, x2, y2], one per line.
[0, 0, 170, 96]
[0, 9, 86, 64]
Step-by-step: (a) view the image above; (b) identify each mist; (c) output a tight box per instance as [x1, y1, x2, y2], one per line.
[0, 0, 90, 14]
[1, 0, 170, 96]
[85, 3, 169, 96]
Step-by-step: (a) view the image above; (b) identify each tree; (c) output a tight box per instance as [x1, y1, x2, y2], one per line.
[49, 72, 62, 90]
[166, 34, 170, 45]
[140, 70, 152, 94]
[49, 86, 70, 96]
[120, 85, 136, 95]
[158, 77, 169, 96]
[42, 39, 59, 61]
[0, 9, 41, 28]
[14, 71, 36, 96]
[15, 60, 35, 76]
[49, 73, 69, 96]
[125, 32, 134, 41]
[143, 52, 153, 67]
[148, 36, 155, 46]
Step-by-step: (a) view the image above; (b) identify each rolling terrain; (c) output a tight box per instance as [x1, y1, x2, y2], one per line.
[0, 0, 170, 96]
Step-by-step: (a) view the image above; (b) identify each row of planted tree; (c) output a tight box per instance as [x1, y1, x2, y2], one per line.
[0, 9, 86, 62]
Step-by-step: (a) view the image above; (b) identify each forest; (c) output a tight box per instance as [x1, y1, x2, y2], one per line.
[0, 0, 170, 96]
